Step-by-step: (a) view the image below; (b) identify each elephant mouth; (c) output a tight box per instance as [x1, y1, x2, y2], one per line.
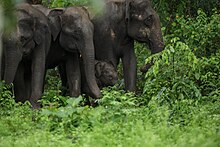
[22, 41, 35, 56]
[135, 35, 149, 43]
[135, 35, 159, 52]
[135, 34, 149, 43]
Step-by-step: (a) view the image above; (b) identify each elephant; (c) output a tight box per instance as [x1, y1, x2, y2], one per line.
[91, 0, 164, 92]
[1, 3, 51, 108]
[59, 59, 118, 97]
[93, 60, 118, 88]
[33, 5, 102, 99]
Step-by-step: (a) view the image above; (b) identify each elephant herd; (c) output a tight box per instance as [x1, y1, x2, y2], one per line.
[0, 0, 164, 108]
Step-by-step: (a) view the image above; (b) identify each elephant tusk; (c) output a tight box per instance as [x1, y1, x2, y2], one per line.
[138, 15, 144, 21]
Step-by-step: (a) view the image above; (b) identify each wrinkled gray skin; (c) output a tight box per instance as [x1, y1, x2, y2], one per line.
[1, 3, 51, 108]
[33, 5, 101, 99]
[92, 0, 164, 92]
[60, 59, 118, 97]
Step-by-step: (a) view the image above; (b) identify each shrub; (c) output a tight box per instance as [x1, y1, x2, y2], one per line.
[167, 10, 220, 57]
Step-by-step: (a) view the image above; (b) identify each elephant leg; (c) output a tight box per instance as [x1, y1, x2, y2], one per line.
[24, 71, 32, 100]
[29, 46, 46, 109]
[58, 63, 68, 96]
[122, 47, 137, 92]
[14, 62, 28, 102]
[0, 54, 5, 80]
[65, 53, 81, 97]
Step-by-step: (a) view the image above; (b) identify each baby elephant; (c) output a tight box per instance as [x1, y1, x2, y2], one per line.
[60, 60, 118, 97]
[82, 60, 118, 96]
[91, 60, 118, 89]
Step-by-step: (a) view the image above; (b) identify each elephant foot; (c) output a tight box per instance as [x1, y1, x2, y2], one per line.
[90, 89, 102, 99]
[30, 100, 41, 109]
[69, 91, 81, 98]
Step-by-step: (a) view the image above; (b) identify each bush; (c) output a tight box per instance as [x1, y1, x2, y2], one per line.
[168, 10, 220, 57]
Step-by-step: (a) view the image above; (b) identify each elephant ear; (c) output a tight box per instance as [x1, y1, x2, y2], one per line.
[95, 61, 105, 78]
[33, 19, 42, 45]
[33, 18, 50, 45]
[106, 60, 115, 69]
[48, 9, 64, 41]
[34, 31, 42, 45]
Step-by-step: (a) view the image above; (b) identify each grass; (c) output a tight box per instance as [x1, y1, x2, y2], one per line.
[0, 90, 219, 147]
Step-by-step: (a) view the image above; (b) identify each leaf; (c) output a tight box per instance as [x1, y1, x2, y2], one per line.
[195, 73, 200, 80]
[66, 96, 83, 107]
[169, 46, 175, 53]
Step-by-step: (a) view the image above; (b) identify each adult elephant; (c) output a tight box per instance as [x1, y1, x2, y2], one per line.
[2, 3, 51, 108]
[92, 0, 164, 92]
[33, 5, 101, 99]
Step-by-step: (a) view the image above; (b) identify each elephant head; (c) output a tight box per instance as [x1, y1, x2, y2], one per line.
[16, 10, 36, 56]
[95, 60, 118, 87]
[125, 0, 164, 54]
[3, 3, 50, 84]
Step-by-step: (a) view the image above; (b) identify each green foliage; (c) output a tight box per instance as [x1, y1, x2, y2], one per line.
[43, 0, 89, 7]
[152, 0, 220, 26]
[0, 82, 15, 109]
[0, 0, 24, 34]
[168, 10, 220, 57]
[197, 54, 220, 98]
[0, 87, 219, 146]
[144, 38, 200, 98]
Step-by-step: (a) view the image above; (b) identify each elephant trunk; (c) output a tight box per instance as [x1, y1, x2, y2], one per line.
[82, 35, 101, 99]
[3, 40, 22, 84]
[149, 33, 164, 54]
[149, 14, 164, 54]
[141, 14, 164, 73]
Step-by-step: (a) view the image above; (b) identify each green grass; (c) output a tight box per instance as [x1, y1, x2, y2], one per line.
[0, 91, 219, 147]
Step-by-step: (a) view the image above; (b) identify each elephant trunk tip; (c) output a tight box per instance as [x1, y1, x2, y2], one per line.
[91, 89, 102, 99]
[150, 40, 164, 54]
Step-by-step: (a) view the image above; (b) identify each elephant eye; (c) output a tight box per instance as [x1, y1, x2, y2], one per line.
[144, 15, 153, 27]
